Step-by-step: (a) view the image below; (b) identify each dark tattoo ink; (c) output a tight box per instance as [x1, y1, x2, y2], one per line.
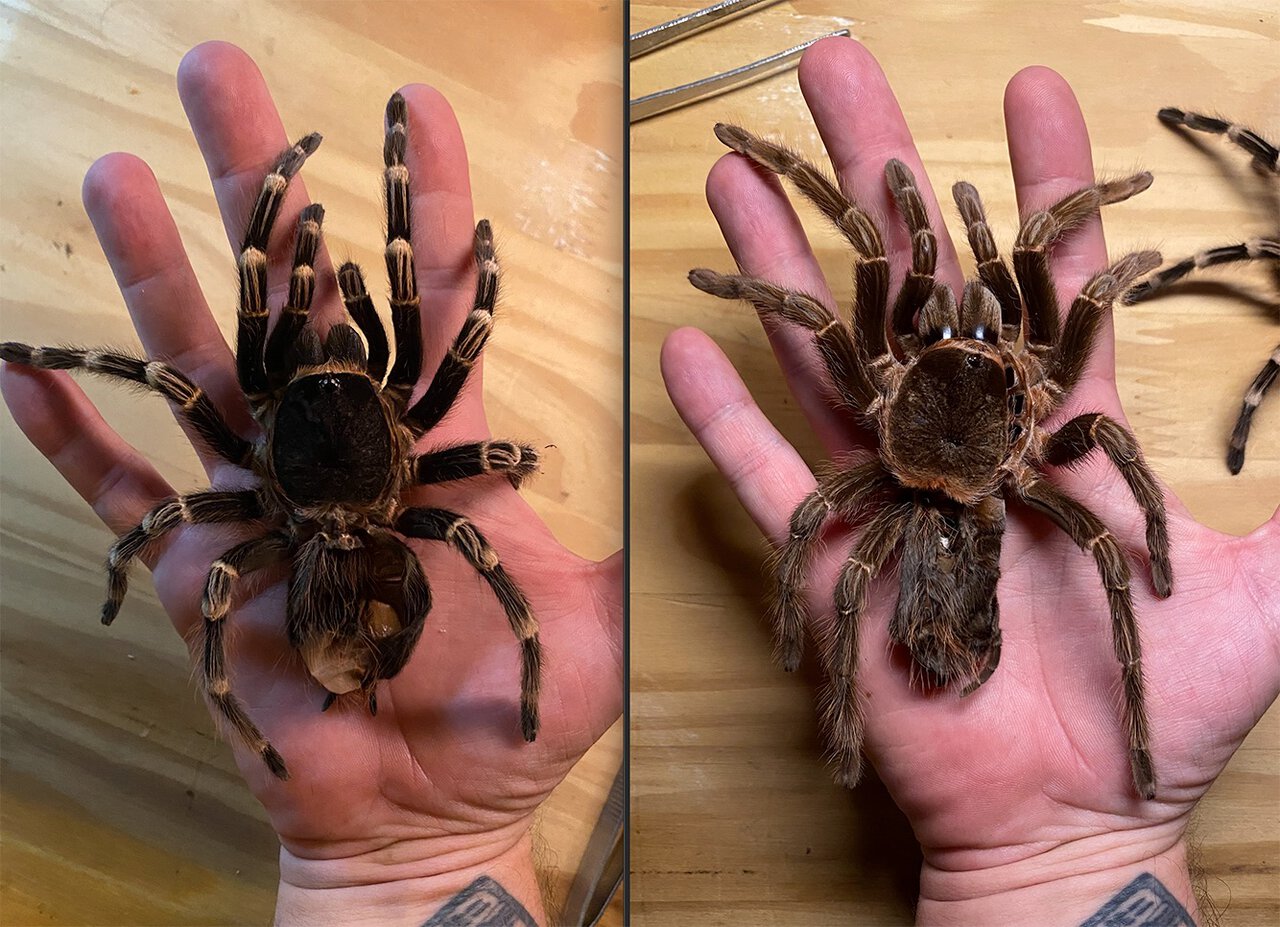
[1080, 872, 1195, 927]
[421, 875, 537, 927]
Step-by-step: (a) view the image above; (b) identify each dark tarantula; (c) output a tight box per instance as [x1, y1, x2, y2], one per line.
[690, 125, 1173, 800]
[1123, 108, 1279, 474]
[0, 93, 541, 779]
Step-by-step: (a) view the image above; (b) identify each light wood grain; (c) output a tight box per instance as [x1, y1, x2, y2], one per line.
[0, 2, 622, 925]
[630, 1, 1278, 924]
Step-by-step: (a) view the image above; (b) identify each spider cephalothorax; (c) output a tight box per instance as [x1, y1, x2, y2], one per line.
[1123, 107, 1279, 474]
[1, 93, 542, 778]
[690, 124, 1173, 799]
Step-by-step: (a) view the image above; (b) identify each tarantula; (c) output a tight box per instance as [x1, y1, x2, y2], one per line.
[0, 93, 542, 779]
[1123, 108, 1279, 474]
[690, 125, 1173, 799]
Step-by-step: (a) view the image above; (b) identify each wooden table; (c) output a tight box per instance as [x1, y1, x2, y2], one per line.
[0, 2, 622, 924]
[630, 1, 1278, 924]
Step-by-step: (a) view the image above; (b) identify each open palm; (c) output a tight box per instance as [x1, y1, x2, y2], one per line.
[0, 39, 621, 884]
[663, 37, 1278, 885]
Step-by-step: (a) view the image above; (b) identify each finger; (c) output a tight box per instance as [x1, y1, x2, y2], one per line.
[798, 36, 965, 297]
[177, 42, 338, 321]
[396, 84, 481, 404]
[705, 153, 865, 456]
[81, 152, 254, 471]
[661, 327, 815, 544]
[1004, 66, 1115, 383]
[0, 365, 173, 540]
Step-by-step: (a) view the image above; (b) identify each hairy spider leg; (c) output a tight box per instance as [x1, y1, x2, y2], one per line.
[704, 123, 893, 402]
[0, 345, 251, 467]
[1050, 251, 1163, 400]
[200, 533, 291, 778]
[1157, 108, 1279, 171]
[826, 503, 908, 788]
[336, 261, 391, 383]
[411, 440, 541, 488]
[883, 159, 939, 353]
[1043, 413, 1172, 597]
[687, 270, 873, 412]
[356, 531, 432, 683]
[1014, 474, 1155, 800]
[405, 219, 500, 433]
[397, 507, 541, 741]
[237, 133, 322, 405]
[264, 203, 325, 390]
[97, 491, 264, 625]
[382, 91, 422, 406]
[769, 462, 894, 671]
[1229, 344, 1280, 474]
[1014, 173, 1153, 349]
[952, 181, 1022, 339]
[1124, 237, 1280, 305]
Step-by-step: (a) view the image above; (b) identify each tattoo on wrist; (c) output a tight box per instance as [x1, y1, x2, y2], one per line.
[421, 875, 537, 927]
[1080, 872, 1195, 927]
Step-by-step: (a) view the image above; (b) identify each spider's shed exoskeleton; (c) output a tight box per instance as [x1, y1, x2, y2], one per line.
[689, 125, 1173, 800]
[0, 93, 542, 779]
[1123, 108, 1279, 474]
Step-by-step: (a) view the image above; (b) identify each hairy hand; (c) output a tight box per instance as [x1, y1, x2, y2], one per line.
[0, 40, 621, 897]
[663, 36, 1278, 903]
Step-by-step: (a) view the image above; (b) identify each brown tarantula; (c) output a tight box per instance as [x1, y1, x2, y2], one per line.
[0, 93, 541, 779]
[1123, 108, 1279, 474]
[689, 124, 1173, 799]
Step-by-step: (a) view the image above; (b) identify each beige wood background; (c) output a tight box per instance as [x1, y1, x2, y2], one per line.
[0, 2, 622, 925]
[631, 1, 1278, 924]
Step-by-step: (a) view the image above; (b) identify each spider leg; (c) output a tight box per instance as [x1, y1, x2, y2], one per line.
[263, 204, 325, 390]
[770, 461, 893, 671]
[952, 181, 1022, 339]
[1043, 413, 1172, 597]
[826, 503, 907, 788]
[1123, 237, 1280, 304]
[709, 124, 895, 372]
[1013, 173, 1152, 349]
[1227, 343, 1280, 474]
[883, 159, 939, 353]
[237, 133, 322, 406]
[688, 271, 877, 412]
[1156, 108, 1279, 171]
[102, 491, 263, 625]
[0, 344, 252, 466]
[404, 220, 498, 433]
[1050, 251, 1163, 401]
[396, 507, 540, 740]
[1014, 473, 1156, 800]
[382, 92, 423, 406]
[411, 441, 541, 488]
[336, 262, 390, 383]
[200, 533, 291, 779]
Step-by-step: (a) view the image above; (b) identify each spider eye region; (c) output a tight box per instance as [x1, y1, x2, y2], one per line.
[271, 373, 393, 507]
[883, 345, 1010, 502]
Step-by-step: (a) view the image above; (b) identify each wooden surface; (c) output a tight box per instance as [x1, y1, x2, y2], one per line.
[0, 2, 621, 925]
[631, 1, 1278, 925]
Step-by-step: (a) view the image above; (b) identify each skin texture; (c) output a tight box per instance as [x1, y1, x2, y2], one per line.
[663, 37, 1279, 923]
[0, 42, 621, 924]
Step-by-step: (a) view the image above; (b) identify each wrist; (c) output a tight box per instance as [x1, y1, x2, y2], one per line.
[917, 823, 1198, 926]
[274, 824, 546, 927]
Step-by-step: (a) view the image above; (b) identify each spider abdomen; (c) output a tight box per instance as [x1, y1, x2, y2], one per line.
[272, 372, 394, 507]
[882, 344, 1010, 503]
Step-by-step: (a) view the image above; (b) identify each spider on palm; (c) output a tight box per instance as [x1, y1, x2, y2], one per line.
[1123, 107, 1279, 474]
[0, 93, 542, 779]
[689, 124, 1173, 800]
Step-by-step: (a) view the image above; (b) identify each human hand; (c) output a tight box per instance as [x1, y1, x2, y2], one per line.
[663, 37, 1278, 925]
[0, 41, 621, 926]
